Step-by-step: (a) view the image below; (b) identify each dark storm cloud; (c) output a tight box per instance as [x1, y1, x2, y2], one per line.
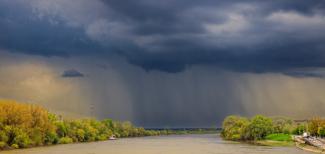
[0, 1, 109, 57]
[283, 72, 325, 78]
[1, 0, 325, 73]
[62, 69, 84, 78]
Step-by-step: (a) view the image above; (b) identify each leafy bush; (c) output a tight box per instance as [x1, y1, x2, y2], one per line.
[96, 134, 108, 141]
[30, 129, 43, 146]
[0, 131, 8, 143]
[11, 128, 32, 148]
[55, 121, 69, 137]
[292, 124, 306, 135]
[76, 129, 85, 142]
[318, 127, 325, 137]
[58, 137, 73, 144]
[44, 131, 59, 145]
[10, 144, 19, 149]
[272, 117, 294, 134]
[308, 117, 324, 136]
[0, 141, 7, 149]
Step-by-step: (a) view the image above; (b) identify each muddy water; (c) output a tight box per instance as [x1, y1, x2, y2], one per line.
[1, 134, 312, 154]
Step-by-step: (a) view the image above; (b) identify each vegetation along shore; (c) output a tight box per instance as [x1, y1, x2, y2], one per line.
[221, 115, 325, 152]
[0, 100, 215, 151]
[3, 99, 325, 153]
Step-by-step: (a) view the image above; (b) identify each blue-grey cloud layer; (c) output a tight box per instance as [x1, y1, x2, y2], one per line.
[62, 69, 84, 78]
[1, 0, 325, 73]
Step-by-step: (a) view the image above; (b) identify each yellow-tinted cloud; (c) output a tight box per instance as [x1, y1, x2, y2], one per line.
[0, 51, 91, 118]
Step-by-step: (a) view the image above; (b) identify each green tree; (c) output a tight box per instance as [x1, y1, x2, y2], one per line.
[308, 117, 323, 136]
[272, 117, 293, 134]
[221, 115, 250, 140]
[246, 115, 273, 140]
[292, 124, 306, 135]
[318, 127, 325, 137]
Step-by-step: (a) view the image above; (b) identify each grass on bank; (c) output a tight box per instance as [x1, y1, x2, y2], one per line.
[248, 134, 294, 147]
[265, 133, 292, 141]
[258, 133, 294, 146]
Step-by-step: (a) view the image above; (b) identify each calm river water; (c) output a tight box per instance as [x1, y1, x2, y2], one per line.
[1, 134, 312, 154]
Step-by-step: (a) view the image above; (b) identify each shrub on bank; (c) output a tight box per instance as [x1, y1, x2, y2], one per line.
[292, 124, 306, 135]
[0, 141, 7, 149]
[307, 117, 325, 137]
[58, 137, 73, 144]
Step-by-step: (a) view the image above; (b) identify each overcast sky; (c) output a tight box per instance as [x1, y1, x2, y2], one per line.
[1, 0, 325, 127]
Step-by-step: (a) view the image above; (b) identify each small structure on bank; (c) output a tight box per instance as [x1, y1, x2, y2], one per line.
[303, 132, 309, 138]
[294, 131, 325, 150]
[109, 135, 117, 140]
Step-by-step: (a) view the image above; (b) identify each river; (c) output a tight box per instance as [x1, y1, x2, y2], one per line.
[1, 134, 312, 154]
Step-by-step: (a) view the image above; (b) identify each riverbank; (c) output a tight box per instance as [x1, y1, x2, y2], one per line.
[0, 134, 309, 154]
[0, 100, 163, 151]
[253, 140, 294, 146]
[0, 100, 221, 151]
[228, 137, 295, 147]
[296, 142, 325, 154]
[0, 129, 219, 152]
[293, 135, 325, 153]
